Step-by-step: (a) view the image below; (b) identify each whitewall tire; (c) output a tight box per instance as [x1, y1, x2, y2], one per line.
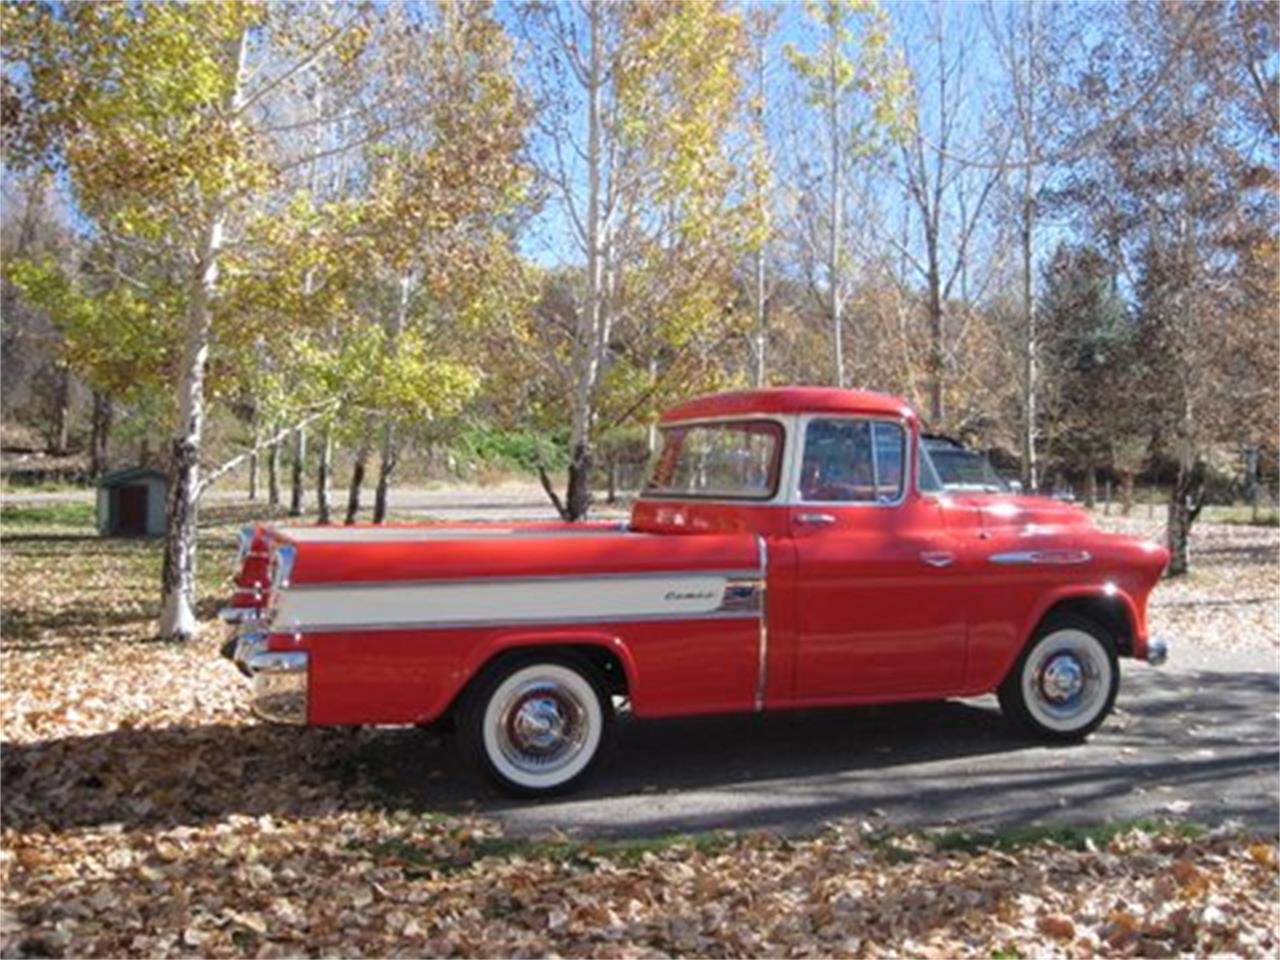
[998, 614, 1119, 741]
[459, 654, 612, 797]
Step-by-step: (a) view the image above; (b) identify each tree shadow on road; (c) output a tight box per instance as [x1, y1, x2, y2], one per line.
[3, 669, 1275, 838]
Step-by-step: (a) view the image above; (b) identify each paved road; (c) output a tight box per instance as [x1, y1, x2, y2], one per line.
[12, 485, 1273, 837]
[1, 482, 627, 524]
[369, 647, 1278, 839]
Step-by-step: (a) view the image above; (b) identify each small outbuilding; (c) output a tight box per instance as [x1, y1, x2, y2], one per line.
[97, 467, 167, 538]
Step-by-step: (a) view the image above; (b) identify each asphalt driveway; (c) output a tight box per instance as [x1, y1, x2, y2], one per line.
[372, 647, 1278, 839]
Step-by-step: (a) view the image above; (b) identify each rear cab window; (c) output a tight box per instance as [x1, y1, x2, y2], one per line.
[645, 420, 784, 500]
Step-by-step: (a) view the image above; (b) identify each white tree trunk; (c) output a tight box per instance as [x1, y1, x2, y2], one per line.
[562, 0, 608, 522]
[158, 26, 247, 641]
[827, 28, 844, 389]
[159, 208, 227, 640]
[1018, 4, 1039, 492]
[752, 32, 769, 389]
[1020, 189, 1038, 490]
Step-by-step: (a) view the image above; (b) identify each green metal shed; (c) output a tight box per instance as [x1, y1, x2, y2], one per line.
[96, 467, 167, 538]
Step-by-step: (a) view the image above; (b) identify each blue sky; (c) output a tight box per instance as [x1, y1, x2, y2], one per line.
[503, 0, 1026, 274]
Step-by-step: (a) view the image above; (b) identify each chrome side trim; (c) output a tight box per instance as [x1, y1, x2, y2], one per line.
[218, 605, 263, 624]
[754, 535, 769, 712]
[268, 544, 297, 589]
[717, 577, 764, 614]
[990, 549, 1092, 565]
[282, 608, 763, 635]
[284, 567, 763, 592]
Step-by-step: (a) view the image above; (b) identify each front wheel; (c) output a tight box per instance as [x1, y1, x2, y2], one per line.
[998, 614, 1119, 741]
[458, 654, 612, 797]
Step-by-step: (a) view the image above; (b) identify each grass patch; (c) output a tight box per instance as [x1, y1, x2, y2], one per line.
[363, 818, 1223, 880]
[364, 827, 739, 876]
[0, 479, 90, 494]
[1206, 505, 1280, 527]
[859, 818, 1211, 865]
[924, 818, 1207, 855]
[0, 506, 240, 645]
[0, 500, 96, 530]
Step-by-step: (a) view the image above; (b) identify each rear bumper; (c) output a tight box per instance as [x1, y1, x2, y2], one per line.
[221, 626, 267, 677]
[220, 624, 308, 723]
[246, 651, 309, 724]
[218, 605, 263, 625]
[1146, 634, 1170, 667]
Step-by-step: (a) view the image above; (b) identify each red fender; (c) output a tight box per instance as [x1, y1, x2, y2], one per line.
[980, 583, 1143, 692]
[1003, 583, 1146, 680]
[444, 627, 641, 715]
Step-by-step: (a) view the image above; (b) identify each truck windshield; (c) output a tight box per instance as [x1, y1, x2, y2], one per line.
[920, 438, 1009, 492]
[644, 420, 783, 500]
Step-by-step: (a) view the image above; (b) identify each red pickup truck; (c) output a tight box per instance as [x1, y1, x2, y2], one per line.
[222, 387, 1170, 796]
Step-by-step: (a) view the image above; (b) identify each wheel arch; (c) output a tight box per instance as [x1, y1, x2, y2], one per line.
[1033, 586, 1136, 650]
[989, 585, 1137, 691]
[1039, 592, 1135, 655]
[445, 629, 637, 719]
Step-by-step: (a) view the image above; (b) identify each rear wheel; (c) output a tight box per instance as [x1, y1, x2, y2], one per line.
[458, 653, 612, 797]
[998, 613, 1119, 741]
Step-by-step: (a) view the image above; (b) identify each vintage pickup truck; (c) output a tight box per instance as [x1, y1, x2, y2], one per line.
[221, 387, 1170, 796]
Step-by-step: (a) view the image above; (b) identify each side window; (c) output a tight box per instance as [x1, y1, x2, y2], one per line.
[918, 443, 944, 493]
[800, 418, 906, 503]
[872, 422, 905, 500]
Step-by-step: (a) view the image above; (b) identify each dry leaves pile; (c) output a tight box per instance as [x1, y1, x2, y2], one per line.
[2, 511, 1278, 957]
[5, 810, 1278, 958]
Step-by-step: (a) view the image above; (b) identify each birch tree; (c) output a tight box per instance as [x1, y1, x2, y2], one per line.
[784, 0, 907, 389]
[985, 2, 1069, 491]
[745, 7, 780, 388]
[354, 2, 530, 524]
[3, 2, 378, 638]
[521, 0, 749, 520]
[890, 5, 1008, 426]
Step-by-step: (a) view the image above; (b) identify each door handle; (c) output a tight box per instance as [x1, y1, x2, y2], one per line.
[920, 550, 955, 568]
[795, 512, 837, 526]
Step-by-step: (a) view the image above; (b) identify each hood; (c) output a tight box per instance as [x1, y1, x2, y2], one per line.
[941, 492, 1093, 532]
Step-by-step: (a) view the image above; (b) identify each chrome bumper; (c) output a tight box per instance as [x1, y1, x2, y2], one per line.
[220, 624, 268, 677]
[219, 620, 308, 724]
[1146, 635, 1171, 667]
[218, 605, 263, 625]
[246, 651, 308, 724]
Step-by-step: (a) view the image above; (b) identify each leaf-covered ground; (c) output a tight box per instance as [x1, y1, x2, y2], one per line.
[1096, 512, 1280, 656]
[2, 503, 1277, 957]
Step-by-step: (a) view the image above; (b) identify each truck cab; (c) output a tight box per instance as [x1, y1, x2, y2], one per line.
[224, 387, 1171, 797]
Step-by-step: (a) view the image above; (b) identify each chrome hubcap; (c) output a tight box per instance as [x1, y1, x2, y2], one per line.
[511, 696, 568, 751]
[497, 682, 587, 772]
[1040, 653, 1085, 703]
